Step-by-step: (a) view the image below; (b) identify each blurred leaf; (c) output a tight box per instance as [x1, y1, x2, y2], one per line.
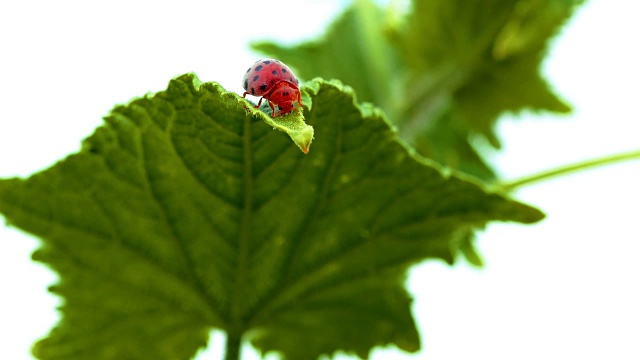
[252, 0, 401, 118]
[414, 110, 498, 182]
[382, 0, 581, 178]
[254, 0, 584, 181]
[0, 74, 543, 360]
[394, 0, 579, 134]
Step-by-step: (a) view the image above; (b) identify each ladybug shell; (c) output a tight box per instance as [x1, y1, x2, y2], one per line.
[242, 59, 300, 97]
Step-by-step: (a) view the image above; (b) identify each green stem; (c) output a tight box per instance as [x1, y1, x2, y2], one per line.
[354, 0, 393, 113]
[499, 149, 640, 191]
[224, 332, 242, 360]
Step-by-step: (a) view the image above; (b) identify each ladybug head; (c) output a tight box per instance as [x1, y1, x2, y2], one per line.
[265, 81, 302, 116]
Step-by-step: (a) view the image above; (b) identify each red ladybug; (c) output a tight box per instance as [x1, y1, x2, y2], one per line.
[242, 59, 304, 117]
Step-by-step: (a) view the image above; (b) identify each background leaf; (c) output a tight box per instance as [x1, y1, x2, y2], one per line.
[251, 0, 400, 117]
[0, 74, 543, 359]
[253, 0, 584, 180]
[395, 0, 579, 143]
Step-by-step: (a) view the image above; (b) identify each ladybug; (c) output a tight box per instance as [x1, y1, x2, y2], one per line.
[242, 59, 304, 117]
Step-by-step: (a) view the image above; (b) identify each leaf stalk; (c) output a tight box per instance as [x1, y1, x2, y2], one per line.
[499, 149, 640, 191]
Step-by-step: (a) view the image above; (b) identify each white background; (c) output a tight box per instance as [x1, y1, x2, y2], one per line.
[1, 1, 639, 359]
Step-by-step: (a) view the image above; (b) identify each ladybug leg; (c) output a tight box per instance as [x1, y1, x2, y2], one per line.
[297, 92, 304, 108]
[268, 101, 277, 117]
[242, 92, 249, 98]
[255, 97, 264, 109]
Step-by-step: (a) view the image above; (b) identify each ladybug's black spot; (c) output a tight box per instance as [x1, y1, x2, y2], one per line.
[253, 75, 259, 82]
[289, 77, 294, 82]
[244, 79, 248, 90]
[246, 67, 251, 73]
[263, 60, 271, 64]
[255, 65, 263, 71]
[283, 91, 289, 96]
[281, 68, 287, 73]
[251, 87, 255, 95]
[259, 84, 268, 91]
[272, 70, 277, 75]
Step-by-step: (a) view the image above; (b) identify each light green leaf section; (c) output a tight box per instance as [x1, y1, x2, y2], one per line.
[261, 107, 314, 154]
[253, 0, 583, 180]
[0, 74, 543, 360]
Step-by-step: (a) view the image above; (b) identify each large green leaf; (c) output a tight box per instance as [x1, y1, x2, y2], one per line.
[253, 0, 583, 180]
[0, 74, 543, 359]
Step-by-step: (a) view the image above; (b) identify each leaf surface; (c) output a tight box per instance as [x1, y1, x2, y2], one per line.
[0, 74, 543, 359]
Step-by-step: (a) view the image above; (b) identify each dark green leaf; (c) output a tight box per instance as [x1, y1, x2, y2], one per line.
[0, 74, 543, 359]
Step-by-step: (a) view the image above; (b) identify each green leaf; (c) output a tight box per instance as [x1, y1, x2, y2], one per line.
[253, 0, 583, 180]
[260, 107, 314, 154]
[0, 74, 543, 360]
[414, 110, 498, 182]
[251, 0, 400, 119]
[394, 0, 581, 172]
